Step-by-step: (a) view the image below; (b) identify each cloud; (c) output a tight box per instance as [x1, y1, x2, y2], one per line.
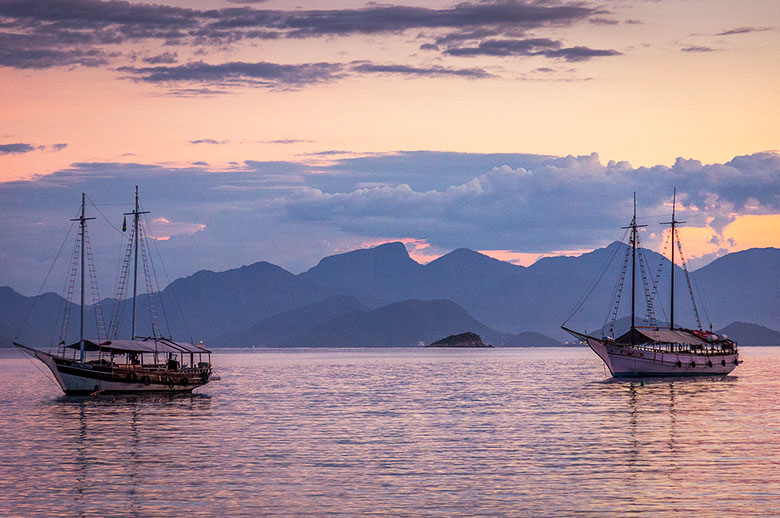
[0, 0, 610, 73]
[0, 33, 111, 68]
[546, 46, 622, 62]
[0, 142, 67, 154]
[716, 26, 771, 36]
[119, 59, 493, 91]
[208, 1, 597, 38]
[350, 62, 493, 79]
[149, 216, 206, 241]
[118, 61, 345, 89]
[3, 151, 780, 294]
[282, 151, 780, 253]
[443, 38, 620, 61]
[0, 143, 36, 154]
[144, 51, 177, 64]
[265, 139, 312, 145]
[190, 139, 227, 145]
[681, 45, 718, 53]
[589, 17, 619, 25]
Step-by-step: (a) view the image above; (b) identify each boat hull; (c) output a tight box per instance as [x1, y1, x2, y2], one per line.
[16, 344, 219, 395]
[587, 338, 739, 377]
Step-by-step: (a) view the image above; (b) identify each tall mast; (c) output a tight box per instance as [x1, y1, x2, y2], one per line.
[631, 194, 636, 332]
[662, 188, 684, 330]
[125, 186, 149, 340]
[71, 193, 94, 362]
[622, 193, 646, 340]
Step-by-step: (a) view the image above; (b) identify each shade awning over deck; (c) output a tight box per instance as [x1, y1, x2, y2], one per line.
[66, 338, 211, 354]
[616, 327, 721, 346]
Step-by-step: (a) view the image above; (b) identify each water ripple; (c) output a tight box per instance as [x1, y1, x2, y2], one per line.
[1, 347, 778, 517]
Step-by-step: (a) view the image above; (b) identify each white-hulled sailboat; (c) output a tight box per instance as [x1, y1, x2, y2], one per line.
[562, 191, 741, 377]
[15, 188, 220, 394]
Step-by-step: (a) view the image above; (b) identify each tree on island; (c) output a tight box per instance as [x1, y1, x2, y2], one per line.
[428, 332, 492, 348]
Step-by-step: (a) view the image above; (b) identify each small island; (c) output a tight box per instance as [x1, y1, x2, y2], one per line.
[427, 332, 493, 348]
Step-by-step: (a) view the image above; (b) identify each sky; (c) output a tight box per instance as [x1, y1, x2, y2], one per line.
[1, 0, 779, 295]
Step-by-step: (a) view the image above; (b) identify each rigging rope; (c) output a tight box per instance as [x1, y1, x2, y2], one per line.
[605, 240, 631, 338]
[562, 228, 629, 332]
[138, 223, 162, 339]
[144, 214, 195, 344]
[649, 228, 670, 325]
[58, 229, 81, 352]
[675, 228, 703, 330]
[84, 227, 108, 342]
[635, 236, 657, 328]
[12, 221, 76, 355]
[108, 226, 134, 339]
[141, 213, 174, 340]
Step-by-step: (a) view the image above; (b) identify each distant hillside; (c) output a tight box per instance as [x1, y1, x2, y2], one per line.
[508, 331, 562, 347]
[299, 242, 426, 307]
[283, 299, 518, 347]
[218, 296, 367, 347]
[696, 249, 780, 331]
[116, 261, 329, 342]
[718, 322, 780, 347]
[3, 242, 779, 349]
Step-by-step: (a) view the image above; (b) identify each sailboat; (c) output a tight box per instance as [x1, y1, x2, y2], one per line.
[562, 191, 741, 377]
[14, 188, 220, 394]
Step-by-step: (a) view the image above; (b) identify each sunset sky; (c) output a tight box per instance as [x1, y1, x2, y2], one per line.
[1, 0, 779, 294]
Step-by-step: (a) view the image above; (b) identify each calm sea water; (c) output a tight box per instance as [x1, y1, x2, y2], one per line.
[1, 347, 779, 517]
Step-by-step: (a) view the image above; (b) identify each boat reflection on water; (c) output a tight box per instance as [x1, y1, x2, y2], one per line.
[48, 393, 213, 517]
[610, 375, 739, 513]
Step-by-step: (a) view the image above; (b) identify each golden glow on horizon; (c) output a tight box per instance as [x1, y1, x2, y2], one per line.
[479, 249, 593, 267]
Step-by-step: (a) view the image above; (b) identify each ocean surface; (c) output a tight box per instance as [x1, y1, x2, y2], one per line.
[1, 347, 779, 517]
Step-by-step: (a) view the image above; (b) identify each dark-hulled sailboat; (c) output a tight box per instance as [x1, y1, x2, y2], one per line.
[562, 191, 741, 377]
[15, 188, 220, 394]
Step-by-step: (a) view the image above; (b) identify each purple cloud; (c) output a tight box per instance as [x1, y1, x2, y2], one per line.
[0, 143, 35, 154]
[681, 45, 718, 53]
[717, 26, 770, 36]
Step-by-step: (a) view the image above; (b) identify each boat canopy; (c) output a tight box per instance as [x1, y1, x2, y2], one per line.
[615, 327, 728, 346]
[66, 338, 211, 354]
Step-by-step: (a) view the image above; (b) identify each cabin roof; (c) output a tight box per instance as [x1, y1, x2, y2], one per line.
[66, 338, 211, 354]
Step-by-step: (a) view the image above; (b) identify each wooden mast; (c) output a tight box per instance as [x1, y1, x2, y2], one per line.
[621, 193, 646, 343]
[124, 186, 149, 340]
[71, 193, 94, 363]
[662, 188, 684, 330]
